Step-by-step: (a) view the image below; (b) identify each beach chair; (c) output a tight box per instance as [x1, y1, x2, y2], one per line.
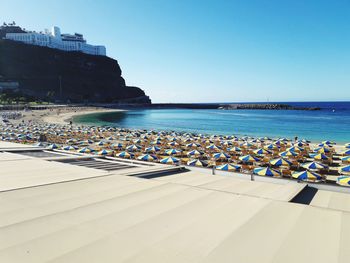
[281, 169, 292, 178]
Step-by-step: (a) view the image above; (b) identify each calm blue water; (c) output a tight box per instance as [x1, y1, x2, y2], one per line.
[74, 102, 350, 143]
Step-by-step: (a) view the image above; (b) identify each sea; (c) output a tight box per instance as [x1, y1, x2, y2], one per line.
[73, 102, 350, 143]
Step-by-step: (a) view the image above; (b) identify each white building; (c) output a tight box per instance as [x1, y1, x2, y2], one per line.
[5, 26, 106, 56]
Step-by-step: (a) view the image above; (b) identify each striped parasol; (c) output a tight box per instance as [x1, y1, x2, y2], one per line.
[78, 147, 93, 153]
[239, 155, 260, 163]
[292, 171, 323, 182]
[269, 158, 292, 167]
[160, 156, 180, 164]
[301, 161, 328, 170]
[216, 163, 241, 171]
[336, 176, 350, 186]
[339, 165, 350, 174]
[253, 167, 281, 177]
[187, 159, 208, 167]
[165, 148, 182, 155]
[212, 152, 231, 160]
[115, 151, 134, 159]
[137, 154, 158, 162]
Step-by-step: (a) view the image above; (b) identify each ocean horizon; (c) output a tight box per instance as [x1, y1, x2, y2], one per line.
[73, 101, 350, 144]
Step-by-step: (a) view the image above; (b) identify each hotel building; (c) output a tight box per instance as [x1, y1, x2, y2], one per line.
[4, 26, 106, 56]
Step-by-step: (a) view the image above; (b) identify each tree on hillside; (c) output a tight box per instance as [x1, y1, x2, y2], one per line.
[46, 91, 55, 103]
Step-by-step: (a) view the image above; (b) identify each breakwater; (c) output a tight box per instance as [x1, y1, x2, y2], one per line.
[149, 103, 320, 110]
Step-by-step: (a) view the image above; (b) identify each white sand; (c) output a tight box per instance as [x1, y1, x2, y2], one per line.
[7, 106, 125, 125]
[42, 107, 125, 125]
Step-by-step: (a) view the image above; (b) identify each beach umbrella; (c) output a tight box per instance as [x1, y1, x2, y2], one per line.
[292, 171, 323, 182]
[212, 152, 231, 160]
[167, 141, 179, 146]
[221, 140, 233, 147]
[341, 149, 350, 156]
[255, 138, 264, 143]
[313, 153, 329, 161]
[137, 154, 158, 162]
[269, 158, 292, 167]
[203, 139, 214, 145]
[160, 156, 180, 164]
[151, 139, 162, 145]
[206, 144, 222, 151]
[273, 140, 285, 146]
[111, 143, 124, 149]
[133, 138, 142, 144]
[126, 144, 142, 152]
[80, 139, 94, 145]
[97, 149, 112, 156]
[66, 138, 77, 144]
[339, 165, 350, 174]
[264, 144, 278, 150]
[322, 140, 335, 146]
[253, 167, 281, 177]
[341, 156, 350, 163]
[294, 141, 307, 147]
[216, 163, 241, 171]
[336, 176, 350, 186]
[62, 145, 78, 151]
[227, 146, 242, 153]
[313, 147, 331, 154]
[253, 148, 271, 155]
[301, 161, 328, 170]
[145, 146, 161, 153]
[240, 141, 254, 148]
[239, 155, 259, 163]
[187, 159, 208, 167]
[279, 151, 298, 157]
[345, 143, 350, 149]
[187, 150, 204, 157]
[47, 143, 59, 150]
[116, 151, 134, 159]
[287, 146, 304, 153]
[165, 149, 182, 155]
[185, 142, 200, 148]
[224, 139, 234, 145]
[78, 147, 93, 153]
[95, 140, 107, 146]
[317, 143, 331, 147]
[183, 137, 193, 143]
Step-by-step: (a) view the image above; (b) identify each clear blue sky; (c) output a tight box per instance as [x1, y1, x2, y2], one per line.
[1, 0, 349, 102]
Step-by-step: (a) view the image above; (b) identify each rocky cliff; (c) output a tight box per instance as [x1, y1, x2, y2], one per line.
[0, 39, 151, 103]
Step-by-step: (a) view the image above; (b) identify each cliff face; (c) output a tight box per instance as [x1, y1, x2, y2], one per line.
[0, 39, 151, 103]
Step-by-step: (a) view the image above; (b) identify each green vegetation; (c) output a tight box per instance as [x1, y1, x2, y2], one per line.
[0, 91, 50, 105]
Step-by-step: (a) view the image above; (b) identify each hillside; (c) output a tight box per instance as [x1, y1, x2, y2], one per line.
[0, 39, 151, 103]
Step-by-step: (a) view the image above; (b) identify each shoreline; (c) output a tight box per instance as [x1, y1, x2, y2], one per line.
[1, 106, 348, 147]
[43, 107, 126, 125]
[2, 106, 126, 126]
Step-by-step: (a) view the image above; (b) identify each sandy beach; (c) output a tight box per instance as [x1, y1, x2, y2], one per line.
[5, 106, 125, 125]
[43, 107, 125, 125]
[42, 107, 347, 151]
[2, 106, 347, 152]
[1, 105, 350, 186]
